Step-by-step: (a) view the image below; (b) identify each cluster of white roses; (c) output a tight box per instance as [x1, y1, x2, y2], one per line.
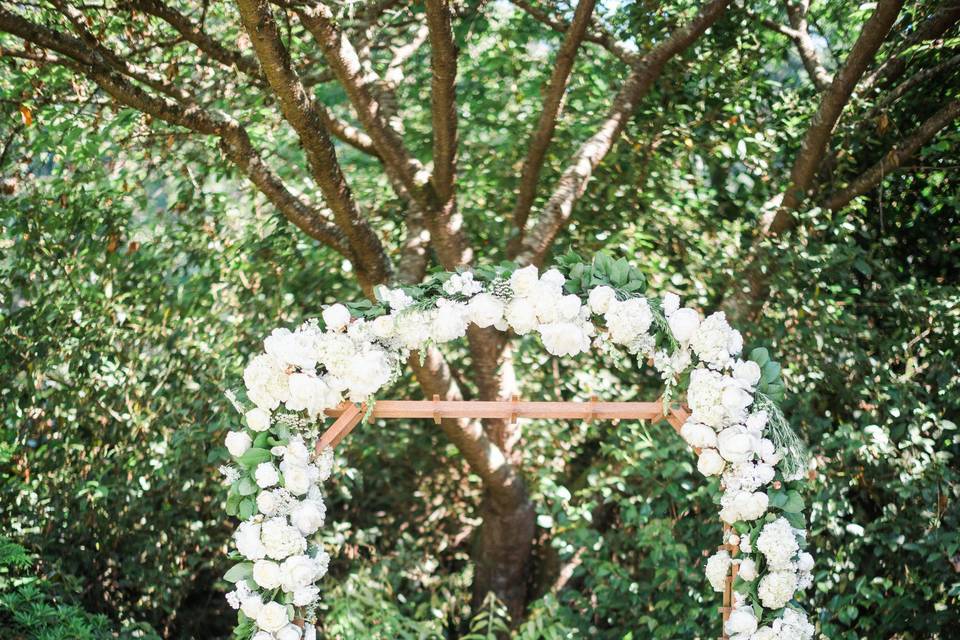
[230, 260, 813, 639]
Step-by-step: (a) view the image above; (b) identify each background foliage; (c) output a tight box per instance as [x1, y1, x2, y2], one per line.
[1, 0, 958, 638]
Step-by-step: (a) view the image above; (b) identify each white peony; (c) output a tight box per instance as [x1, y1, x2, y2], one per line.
[293, 585, 320, 606]
[717, 427, 756, 463]
[235, 521, 266, 560]
[720, 490, 769, 523]
[725, 605, 758, 636]
[279, 554, 319, 592]
[504, 298, 539, 335]
[225, 431, 252, 457]
[244, 354, 290, 411]
[758, 570, 799, 609]
[282, 464, 311, 496]
[322, 303, 351, 331]
[738, 557, 757, 581]
[290, 499, 326, 535]
[705, 550, 731, 592]
[509, 265, 540, 297]
[466, 293, 504, 328]
[261, 517, 307, 560]
[539, 322, 589, 356]
[697, 449, 726, 476]
[680, 421, 718, 449]
[668, 307, 700, 343]
[256, 600, 290, 633]
[246, 407, 271, 432]
[277, 624, 302, 640]
[539, 268, 565, 290]
[285, 373, 333, 417]
[757, 517, 800, 569]
[252, 559, 282, 589]
[255, 463, 280, 489]
[588, 285, 616, 314]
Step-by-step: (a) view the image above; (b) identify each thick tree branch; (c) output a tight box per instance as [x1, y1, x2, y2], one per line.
[512, 0, 637, 64]
[424, 0, 458, 205]
[515, 0, 731, 266]
[235, 0, 390, 285]
[510, 0, 597, 239]
[783, 0, 833, 91]
[763, 0, 904, 236]
[866, 52, 960, 120]
[822, 99, 960, 211]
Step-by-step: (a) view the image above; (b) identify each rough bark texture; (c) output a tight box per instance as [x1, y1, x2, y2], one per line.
[784, 0, 833, 91]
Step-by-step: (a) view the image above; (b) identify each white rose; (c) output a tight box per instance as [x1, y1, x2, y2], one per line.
[509, 265, 540, 296]
[717, 427, 756, 463]
[255, 463, 280, 488]
[668, 308, 700, 343]
[557, 294, 582, 320]
[504, 298, 539, 335]
[285, 373, 330, 417]
[322, 303, 351, 331]
[280, 554, 319, 592]
[256, 601, 290, 633]
[738, 557, 757, 581]
[466, 293, 504, 328]
[284, 439, 311, 465]
[697, 449, 726, 476]
[728, 329, 743, 356]
[240, 594, 263, 619]
[252, 559, 282, 589]
[293, 585, 320, 606]
[725, 605, 758, 636]
[277, 624, 303, 640]
[257, 490, 280, 516]
[539, 322, 589, 357]
[235, 521, 266, 560]
[662, 292, 680, 317]
[587, 286, 616, 314]
[797, 552, 815, 572]
[604, 297, 653, 345]
[246, 408, 271, 432]
[733, 360, 762, 388]
[680, 421, 717, 449]
[225, 431, 252, 457]
[282, 464, 311, 496]
[290, 499, 326, 535]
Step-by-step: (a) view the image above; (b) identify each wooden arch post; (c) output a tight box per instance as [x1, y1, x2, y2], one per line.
[318, 397, 732, 639]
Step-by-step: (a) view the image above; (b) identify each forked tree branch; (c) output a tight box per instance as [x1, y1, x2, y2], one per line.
[235, 0, 391, 285]
[783, 0, 833, 91]
[763, 0, 904, 236]
[512, 0, 637, 64]
[510, 0, 597, 238]
[822, 99, 960, 211]
[515, 0, 731, 266]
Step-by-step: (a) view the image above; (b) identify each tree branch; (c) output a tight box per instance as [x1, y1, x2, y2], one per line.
[510, 0, 597, 240]
[515, 0, 731, 266]
[822, 99, 960, 211]
[763, 0, 904, 236]
[866, 51, 960, 120]
[424, 0, 458, 206]
[511, 0, 637, 65]
[783, 0, 833, 91]
[235, 0, 391, 285]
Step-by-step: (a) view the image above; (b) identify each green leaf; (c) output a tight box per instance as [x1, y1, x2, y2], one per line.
[238, 498, 254, 520]
[237, 477, 257, 496]
[237, 448, 272, 467]
[761, 362, 782, 384]
[781, 491, 805, 514]
[749, 347, 770, 367]
[223, 562, 253, 583]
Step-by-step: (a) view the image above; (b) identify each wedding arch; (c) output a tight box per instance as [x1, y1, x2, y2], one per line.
[219, 253, 815, 640]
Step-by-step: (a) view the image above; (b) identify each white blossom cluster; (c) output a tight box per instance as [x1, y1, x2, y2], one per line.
[233, 260, 814, 638]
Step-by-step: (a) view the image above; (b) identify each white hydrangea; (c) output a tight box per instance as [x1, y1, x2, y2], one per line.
[725, 604, 758, 638]
[431, 299, 469, 342]
[504, 297, 539, 335]
[705, 549, 731, 592]
[757, 517, 800, 569]
[261, 517, 307, 560]
[758, 569, 799, 609]
[244, 353, 290, 411]
[377, 286, 414, 311]
[603, 297, 653, 346]
[264, 327, 318, 370]
[686, 368, 728, 428]
[690, 311, 741, 368]
[772, 607, 815, 640]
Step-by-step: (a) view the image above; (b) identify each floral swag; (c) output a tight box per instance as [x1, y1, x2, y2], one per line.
[219, 252, 815, 640]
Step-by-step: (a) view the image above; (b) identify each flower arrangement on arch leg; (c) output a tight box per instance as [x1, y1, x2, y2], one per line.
[226, 251, 815, 638]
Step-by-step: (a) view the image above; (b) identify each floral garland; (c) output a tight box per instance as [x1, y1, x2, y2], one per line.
[221, 253, 815, 640]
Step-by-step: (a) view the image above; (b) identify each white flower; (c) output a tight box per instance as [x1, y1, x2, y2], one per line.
[252, 559, 282, 589]
[226, 588, 241, 609]
[504, 298, 539, 335]
[697, 449, 726, 476]
[539, 268, 565, 290]
[253, 632, 274, 640]
[557, 294, 582, 320]
[377, 286, 414, 311]
[717, 427, 756, 463]
[235, 521, 266, 560]
[686, 368, 728, 428]
[264, 328, 317, 369]
[662, 292, 680, 317]
[760, 439, 781, 465]
[244, 354, 290, 411]
[225, 431, 252, 457]
[733, 359, 761, 389]
[720, 490, 769, 523]
[277, 624, 303, 640]
[739, 535, 752, 554]
[314, 548, 331, 578]
[588, 285, 616, 314]
[725, 605, 758, 637]
[746, 410, 769, 432]
[604, 297, 653, 345]
[738, 557, 757, 581]
[721, 386, 754, 424]
[751, 628, 776, 640]
[668, 307, 700, 343]
[757, 517, 800, 569]
[261, 517, 307, 560]
[509, 265, 540, 297]
[283, 439, 310, 465]
[691, 311, 738, 367]
[255, 463, 280, 489]
[279, 554, 320, 592]
[773, 608, 815, 640]
[466, 293, 504, 328]
[286, 373, 333, 417]
[431, 300, 469, 342]
[256, 601, 290, 633]
[797, 551, 814, 572]
[758, 570, 798, 609]
[290, 499, 326, 535]
[293, 585, 320, 606]
[246, 408, 271, 432]
[240, 593, 263, 619]
[282, 464, 311, 496]
[539, 322, 590, 356]
[322, 303, 351, 331]
[705, 550, 731, 592]
[680, 421, 718, 449]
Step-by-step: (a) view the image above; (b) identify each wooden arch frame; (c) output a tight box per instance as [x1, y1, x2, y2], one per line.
[317, 397, 739, 639]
